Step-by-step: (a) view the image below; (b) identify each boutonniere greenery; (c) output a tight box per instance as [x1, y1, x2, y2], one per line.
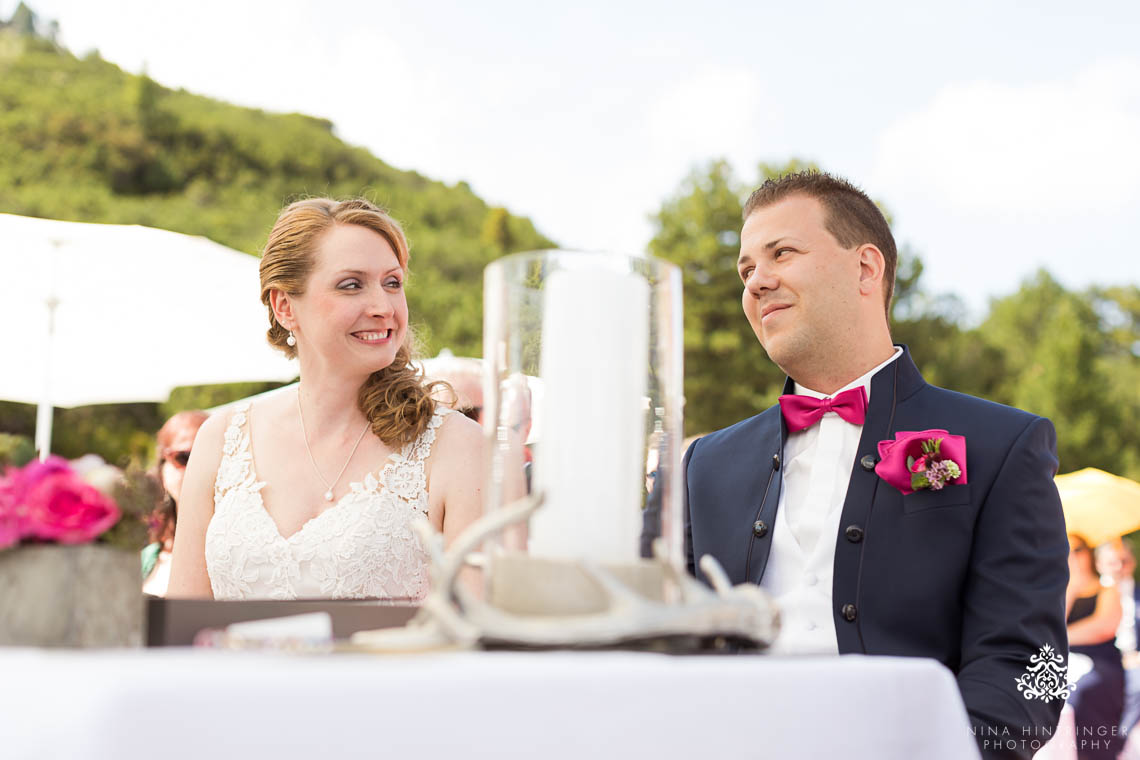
[875, 429, 968, 496]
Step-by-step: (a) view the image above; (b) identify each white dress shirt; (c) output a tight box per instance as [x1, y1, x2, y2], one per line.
[762, 346, 903, 655]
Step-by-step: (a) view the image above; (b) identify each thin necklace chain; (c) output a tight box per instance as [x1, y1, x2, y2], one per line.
[296, 389, 371, 502]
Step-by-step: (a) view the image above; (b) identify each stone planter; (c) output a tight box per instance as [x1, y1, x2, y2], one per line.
[0, 544, 143, 647]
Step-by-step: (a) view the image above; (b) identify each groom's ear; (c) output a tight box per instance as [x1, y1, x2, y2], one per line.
[856, 244, 886, 299]
[269, 289, 295, 330]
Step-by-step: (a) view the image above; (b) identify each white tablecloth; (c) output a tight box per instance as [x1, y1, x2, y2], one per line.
[0, 649, 980, 760]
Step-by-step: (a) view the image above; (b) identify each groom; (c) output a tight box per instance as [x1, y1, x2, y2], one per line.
[683, 172, 1068, 758]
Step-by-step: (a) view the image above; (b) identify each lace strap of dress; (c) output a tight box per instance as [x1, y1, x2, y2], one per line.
[378, 407, 453, 509]
[402, 405, 453, 464]
[213, 402, 259, 500]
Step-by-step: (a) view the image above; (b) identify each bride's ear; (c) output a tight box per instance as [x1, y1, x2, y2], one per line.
[269, 289, 295, 331]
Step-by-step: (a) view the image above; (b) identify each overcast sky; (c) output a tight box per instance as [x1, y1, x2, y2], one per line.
[11, 0, 1140, 316]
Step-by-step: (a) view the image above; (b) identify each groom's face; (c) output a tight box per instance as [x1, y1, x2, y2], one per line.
[738, 194, 863, 371]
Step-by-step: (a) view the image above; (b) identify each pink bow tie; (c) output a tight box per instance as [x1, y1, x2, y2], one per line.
[779, 387, 868, 432]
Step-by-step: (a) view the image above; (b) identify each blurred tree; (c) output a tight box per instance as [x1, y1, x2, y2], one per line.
[977, 274, 1140, 479]
[131, 71, 159, 133]
[0, 400, 159, 465]
[887, 252, 1006, 395]
[0, 432, 35, 467]
[1093, 285, 1140, 479]
[6, 3, 38, 36]
[481, 206, 515, 252]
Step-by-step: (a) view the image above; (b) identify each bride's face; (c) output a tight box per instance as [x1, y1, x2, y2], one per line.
[290, 223, 408, 374]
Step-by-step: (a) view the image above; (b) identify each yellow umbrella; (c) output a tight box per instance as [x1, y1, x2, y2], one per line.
[1056, 467, 1140, 547]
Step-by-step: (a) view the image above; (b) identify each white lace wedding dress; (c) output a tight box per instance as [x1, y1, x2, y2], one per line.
[204, 402, 452, 600]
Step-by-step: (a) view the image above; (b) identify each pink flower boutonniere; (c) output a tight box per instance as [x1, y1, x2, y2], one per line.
[875, 429, 968, 496]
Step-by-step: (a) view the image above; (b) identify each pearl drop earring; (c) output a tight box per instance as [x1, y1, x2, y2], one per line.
[286, 331, 297, 347]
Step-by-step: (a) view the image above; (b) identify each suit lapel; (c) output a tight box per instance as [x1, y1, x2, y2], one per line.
[745, 377, 792, 585]
[831, 348, 925, 653]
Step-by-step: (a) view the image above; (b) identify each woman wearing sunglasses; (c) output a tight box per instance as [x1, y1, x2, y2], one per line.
[142, 410, 207, 596]
[167, 198, 486, 600]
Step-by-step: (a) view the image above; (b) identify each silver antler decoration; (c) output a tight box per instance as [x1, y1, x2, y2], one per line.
[351, 492, 779, 652]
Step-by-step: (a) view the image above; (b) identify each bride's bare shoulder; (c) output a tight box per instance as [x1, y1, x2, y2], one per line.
[190, 387, 293, 456]
[246, 385, 297, 428]
[424, 408, 480, 478]
[190, 407, 230, 456]
[433, 408, 482, 456]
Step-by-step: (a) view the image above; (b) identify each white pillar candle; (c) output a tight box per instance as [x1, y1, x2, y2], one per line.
[530, 264, 649, 562]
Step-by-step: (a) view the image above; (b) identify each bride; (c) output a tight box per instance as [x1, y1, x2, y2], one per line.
[168, 198, 483, 600]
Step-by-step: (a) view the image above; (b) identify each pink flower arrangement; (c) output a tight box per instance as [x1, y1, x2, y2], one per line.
[875, 429, 968, 496]
[0, 456, 122, 550]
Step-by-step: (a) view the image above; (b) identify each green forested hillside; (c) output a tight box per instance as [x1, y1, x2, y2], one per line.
[0, 26, 552, 358]
[0, 12, 552, 463]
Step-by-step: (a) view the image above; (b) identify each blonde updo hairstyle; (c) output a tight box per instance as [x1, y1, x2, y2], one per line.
[259, 198, 445, 447]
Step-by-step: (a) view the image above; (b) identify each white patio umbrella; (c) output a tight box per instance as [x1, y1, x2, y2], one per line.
[0, 213, 298, 457]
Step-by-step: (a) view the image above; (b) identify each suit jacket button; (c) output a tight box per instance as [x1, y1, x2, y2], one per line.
[845, 525, 864, 543]
[860, 454, 878, 472]
[752, 520, 769, 538]
[842, 603, 858, 622]
[772, 453, 781, 470]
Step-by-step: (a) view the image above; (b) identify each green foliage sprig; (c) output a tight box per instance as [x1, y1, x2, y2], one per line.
[99, 464, 162, 551]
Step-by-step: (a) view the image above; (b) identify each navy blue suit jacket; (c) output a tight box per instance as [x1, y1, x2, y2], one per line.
[683, 347, 1068, 759]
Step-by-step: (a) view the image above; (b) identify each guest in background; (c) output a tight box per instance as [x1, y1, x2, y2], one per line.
[641, 433, 702, 559]
[1097, 537, 1140, 738]
[143, 410, 207, 596]
[499, 375, 533, 494]
[1067, 533, 1125, 759]
[425, 355, 485, 423]
[426, 359, 534, 494]
[1097, 538, 1138, 657]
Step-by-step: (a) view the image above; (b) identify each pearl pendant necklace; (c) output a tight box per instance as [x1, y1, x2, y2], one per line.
[296, 389, 371, 504]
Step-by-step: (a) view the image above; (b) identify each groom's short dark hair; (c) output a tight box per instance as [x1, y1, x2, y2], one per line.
[743, 171, 897, 315]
